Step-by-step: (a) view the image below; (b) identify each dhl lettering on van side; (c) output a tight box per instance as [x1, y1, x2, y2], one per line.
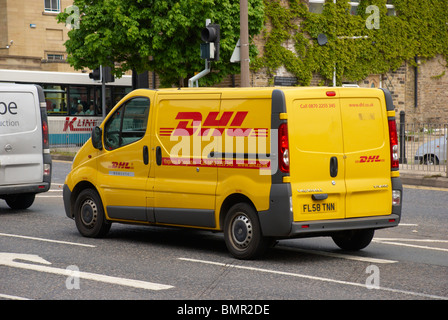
[159, 111, 265, 137]
[162, 157, 270, 170]
[108, 162, 134, 169]
[355, 155, 385, 163]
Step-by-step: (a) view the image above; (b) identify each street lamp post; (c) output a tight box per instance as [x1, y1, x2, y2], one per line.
[240, 0, 250, 87]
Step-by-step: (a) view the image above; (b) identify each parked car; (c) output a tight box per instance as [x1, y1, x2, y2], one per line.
[414, 134, 447, 165]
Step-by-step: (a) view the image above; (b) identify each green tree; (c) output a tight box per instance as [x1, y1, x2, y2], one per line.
[58, 0, 264, 87]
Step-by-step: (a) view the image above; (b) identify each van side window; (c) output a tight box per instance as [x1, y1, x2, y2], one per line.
[104, 97, 150, 151]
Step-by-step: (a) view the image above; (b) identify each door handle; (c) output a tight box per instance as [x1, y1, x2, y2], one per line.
[330, 156, 338, 178]
[156, 146, 162, 166]
[143, 146, 149, 165]
[312, 194, 328, 201]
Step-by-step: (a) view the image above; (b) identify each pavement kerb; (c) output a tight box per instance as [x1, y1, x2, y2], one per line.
[51, 154, 448, 189]
[400, 171, 448, 189]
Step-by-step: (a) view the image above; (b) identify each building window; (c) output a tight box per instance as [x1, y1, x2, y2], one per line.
[309, 0, 395, 16]
[349, 1, 360, 15]
[44, 0, 60, 13]
[386, 0, 396, 16]
[47, 54, 65, 61]
[309, 0, 324, 14]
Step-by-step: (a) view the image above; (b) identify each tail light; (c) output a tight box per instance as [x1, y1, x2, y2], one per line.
[42, 119, 49, 149]
[278, 123, 289, 173]
[392, 190, 401, 206]
[388, 119, 399, 169]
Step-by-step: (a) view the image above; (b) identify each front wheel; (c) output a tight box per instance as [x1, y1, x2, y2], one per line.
[224, 203, 272, 260]
[74, 189, 111, 238]
[332, 229, 375, 251]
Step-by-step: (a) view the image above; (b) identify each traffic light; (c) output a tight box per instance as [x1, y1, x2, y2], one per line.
[102, 66, 115, 83]
[88, 66, 114, 83]
[89, 67, 101, 81]
[200, 23, 220, 61]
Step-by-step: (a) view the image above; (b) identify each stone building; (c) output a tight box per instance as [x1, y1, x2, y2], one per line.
[0, 0, 75, 72]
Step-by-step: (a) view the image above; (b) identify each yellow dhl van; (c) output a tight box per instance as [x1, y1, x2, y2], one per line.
[63, 87, 402, 259]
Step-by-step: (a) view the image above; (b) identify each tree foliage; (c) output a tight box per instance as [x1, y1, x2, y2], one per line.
[58, 0, 264, 87]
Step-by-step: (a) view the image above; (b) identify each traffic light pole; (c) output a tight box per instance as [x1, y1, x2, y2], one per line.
[101, 65, 106, 118]
[240, 0, 250, 87]
[188, 60, 211, 87]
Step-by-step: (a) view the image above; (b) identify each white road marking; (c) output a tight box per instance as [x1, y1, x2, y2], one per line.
[373, 239, 448, 252]
[0, 232, 96, 248]
[179, 257, 447, 300]
[375, 238, 448, 243]
[278, 246, 398, 264]
[36, 195, 62, 198]
[0, 293, 31, 300]
[0, 253, 173, 291]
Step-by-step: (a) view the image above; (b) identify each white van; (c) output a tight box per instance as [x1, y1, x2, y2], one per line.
[0, 84, 52, 209]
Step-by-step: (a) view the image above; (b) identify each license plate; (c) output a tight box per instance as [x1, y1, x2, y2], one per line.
[301, 202, 336, 213]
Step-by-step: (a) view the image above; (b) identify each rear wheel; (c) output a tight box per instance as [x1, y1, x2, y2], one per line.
[332, 229, 375, 251]
[74, 189, 111, 238]
[423, 154, 439, 165]
[5, 193, 35, 210]
[224, 203, 272, 260]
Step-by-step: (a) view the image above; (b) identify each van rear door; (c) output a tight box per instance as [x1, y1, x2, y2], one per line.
[0, 85, 44, 186]
[287, 89, 346, 222]
[339, 89, 392, 218]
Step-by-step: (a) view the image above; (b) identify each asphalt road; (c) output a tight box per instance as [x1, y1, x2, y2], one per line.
[1, 160, 447, 307]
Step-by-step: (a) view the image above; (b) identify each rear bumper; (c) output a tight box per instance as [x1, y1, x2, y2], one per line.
[0, 182, 51, 196]
[288, 214, 400, 238]
[259, 177, 402, 238]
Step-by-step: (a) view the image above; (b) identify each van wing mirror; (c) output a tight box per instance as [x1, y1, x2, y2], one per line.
[92, 126, 103, 150]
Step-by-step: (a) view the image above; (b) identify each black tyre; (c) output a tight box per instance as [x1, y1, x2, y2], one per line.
[5, 193, 35, 210]
[74, 189, 111, 238]
[423, 155, 439, 165]
[224, 203, 271, 260]
[332, 229, 375, 251]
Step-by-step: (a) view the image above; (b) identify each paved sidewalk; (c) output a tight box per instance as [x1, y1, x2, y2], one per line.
[400, 168, 448, 189]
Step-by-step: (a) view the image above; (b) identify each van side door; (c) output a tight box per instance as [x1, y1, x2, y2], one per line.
[153, 93, 220, 228]
[96, 96, 153, 222]
[340, 90, 392, 218]
[287, 91, 346, 221]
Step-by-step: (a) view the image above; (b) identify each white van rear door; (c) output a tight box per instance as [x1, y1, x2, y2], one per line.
[0, 87, 43, 186]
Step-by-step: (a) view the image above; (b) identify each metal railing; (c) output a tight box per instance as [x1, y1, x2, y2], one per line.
[397, 113, 447, 177]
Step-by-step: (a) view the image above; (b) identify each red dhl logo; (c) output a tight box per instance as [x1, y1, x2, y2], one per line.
[355, 155, 385, 163]
[109, 162, 134, 169]
[159, 111, 267, 137]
